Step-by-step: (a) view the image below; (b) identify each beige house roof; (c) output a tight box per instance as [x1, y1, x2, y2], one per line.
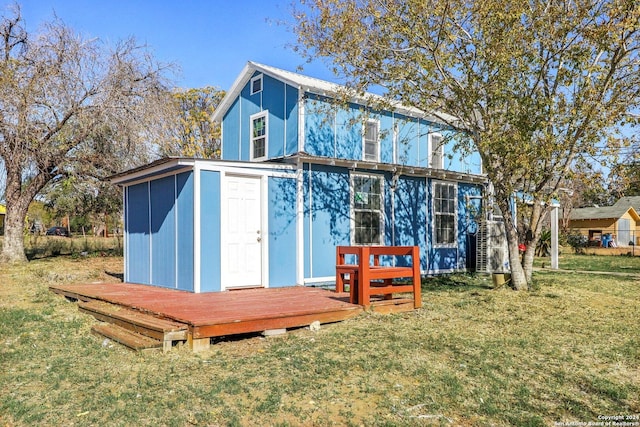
[613, 196, 640, 213]
[569, 204, 640, 221]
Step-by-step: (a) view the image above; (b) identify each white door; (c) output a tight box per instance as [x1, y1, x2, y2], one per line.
[618, 218, 631, 247]
[225, 175, 263, 288]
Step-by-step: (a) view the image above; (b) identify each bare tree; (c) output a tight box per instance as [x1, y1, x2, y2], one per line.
[0, 5, 173, 263]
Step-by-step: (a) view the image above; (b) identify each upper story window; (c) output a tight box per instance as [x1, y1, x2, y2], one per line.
[363, 119, 380, 162]
[433, 181, 457, 246]
[351, 173, 384, 245]
[251, 74, 263, 95]
[250, 111, 268, 160]
[430, 133, 444, 169]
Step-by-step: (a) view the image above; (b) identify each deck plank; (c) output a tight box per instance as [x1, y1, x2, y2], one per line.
[50, 283, 363, 340]
[79, 300, 188, 341]
[91, 323, 162, 351]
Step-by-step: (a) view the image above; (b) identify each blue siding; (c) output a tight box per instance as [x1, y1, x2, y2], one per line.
[397, 117, 420, 166]
[304, 164, 351, 278]
[417, 121, 430, 168]
[220, 69, 483, 175]
[222, 97, 241, 160]
[200, 170, 222, 292]
[268, 177, 297, 287]
[305, 96, 336, 158]
[150, 176, 176, 288]
[239, 73, 262, 161]
[263, 75, 285, 158]
[445, 140, 483, 174]
[285, 84, 299, 156]
[430, 247, 459, 272]
[176, 172, 194, 291]
[223, 73, 300, 162]
[379, 113, 394, 164]
[127, 182, 151, 284]
[220, 67, 486, 178]
[390, 175, 428, 270]
[335, 106, 360, 159]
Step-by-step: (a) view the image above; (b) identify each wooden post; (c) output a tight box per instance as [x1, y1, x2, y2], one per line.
[188, 333, 210, 352]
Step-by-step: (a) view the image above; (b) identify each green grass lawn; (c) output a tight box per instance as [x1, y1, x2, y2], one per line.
[1, 256, 638, 426]
[535, 253, 640, 273]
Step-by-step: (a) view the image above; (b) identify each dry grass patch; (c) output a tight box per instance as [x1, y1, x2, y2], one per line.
[0, 257, 638, 426]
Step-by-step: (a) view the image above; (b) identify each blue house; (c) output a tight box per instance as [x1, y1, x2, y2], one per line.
[111, 62, 487, 293]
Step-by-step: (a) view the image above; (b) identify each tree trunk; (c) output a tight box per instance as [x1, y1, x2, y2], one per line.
[1, 162, 49, 264]
[522, 245, 537, 284]
[0, 202, 28, 264]
[504, 217, 529, 290]
[509, 250, 528, 290]
[494, 186, 529, 290]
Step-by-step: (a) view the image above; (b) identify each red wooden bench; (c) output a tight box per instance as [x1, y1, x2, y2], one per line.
[336, 246, 422, 309]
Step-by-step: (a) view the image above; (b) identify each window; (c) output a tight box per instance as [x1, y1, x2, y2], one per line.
[250, 111, 268, 160]
[352, 174, 384, 245]
[433, 182, 456, 246]
[251, 74, 263, 95]
[430, 133, 444, 169]
[363, 119, 379, 162]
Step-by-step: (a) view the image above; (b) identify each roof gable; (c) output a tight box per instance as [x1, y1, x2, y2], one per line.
[613, 196, 640, 212]
[211, 61, 456, 124]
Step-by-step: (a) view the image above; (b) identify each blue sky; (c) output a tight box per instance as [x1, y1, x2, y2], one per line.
[15, 0, 335, 90]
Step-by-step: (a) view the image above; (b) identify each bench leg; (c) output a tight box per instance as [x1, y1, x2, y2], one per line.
[336, 272, 345, 293]
[349, 273, 359, 304]
[359, 273, 370, 309]
[413, 271, 422, 309]
[383, 279, 393, 300]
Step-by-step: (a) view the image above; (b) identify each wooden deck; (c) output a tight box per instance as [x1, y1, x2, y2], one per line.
[50, 283, 370, 352]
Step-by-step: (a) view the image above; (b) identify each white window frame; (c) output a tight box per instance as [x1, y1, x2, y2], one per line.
[250, 111, 268, 161]
[362, 119, 380, 162]
[250, 74, 263, 95]
[429, 133, 444, 169]
[432, 181, 457, 247]
[350, 172, 385, 246]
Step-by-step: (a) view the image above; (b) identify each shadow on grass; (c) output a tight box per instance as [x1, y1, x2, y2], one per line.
[105, 271, 124, 282]
[25, 248, 124, 261]
[422, 273, 494, 292]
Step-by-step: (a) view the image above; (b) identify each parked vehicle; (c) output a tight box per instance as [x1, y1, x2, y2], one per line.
[45, 226, 70, 237]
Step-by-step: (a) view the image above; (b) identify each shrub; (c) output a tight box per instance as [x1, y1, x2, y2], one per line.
[535, 229, 552, 257]
[565, 231, 588, 254]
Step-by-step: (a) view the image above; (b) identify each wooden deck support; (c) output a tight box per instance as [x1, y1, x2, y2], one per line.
[188, 333, 211, 352]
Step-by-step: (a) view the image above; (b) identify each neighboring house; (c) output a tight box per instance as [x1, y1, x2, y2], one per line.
[569, 203, 640, 247]
[111, 62, 489, 293]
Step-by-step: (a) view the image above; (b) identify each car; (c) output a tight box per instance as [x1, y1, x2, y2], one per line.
[45, 226, 70, 237]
